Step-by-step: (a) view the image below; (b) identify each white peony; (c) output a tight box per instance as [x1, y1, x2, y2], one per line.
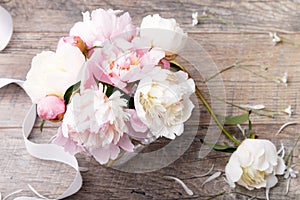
[24, 44, 85, 103]
[140, 14, 187, 56]
[225, 139, 286, 190]
[134, 68, 195, 139]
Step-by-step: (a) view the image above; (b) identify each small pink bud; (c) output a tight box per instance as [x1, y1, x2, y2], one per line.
[61, 36, 87, 54]
[37, 95, 66, 121]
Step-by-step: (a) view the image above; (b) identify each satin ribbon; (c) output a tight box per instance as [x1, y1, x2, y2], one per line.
[0, 78, 82, 199]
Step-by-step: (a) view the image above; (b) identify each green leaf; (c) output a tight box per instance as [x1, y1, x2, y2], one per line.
[224, 112, 249, 125]
[40, 120, 45, 132]
[200, 139, 237, 153]
[64, 81, 81, 105]
[170, 60, 182, 72]
[94, 77, 135, 109]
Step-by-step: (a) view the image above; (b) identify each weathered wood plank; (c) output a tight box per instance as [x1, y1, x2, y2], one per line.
[1, 0, 300, 33]
[0, 126, 299, 199]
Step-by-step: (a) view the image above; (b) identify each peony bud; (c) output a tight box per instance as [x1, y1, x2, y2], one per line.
[37, 95, 66, 121]
[60, 36, 87, 54]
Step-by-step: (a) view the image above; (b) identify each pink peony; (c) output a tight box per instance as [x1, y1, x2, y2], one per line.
[81, 37, 165, 90]
[53, 84, 136, 164]
[70, 9, 136, 48]
[37, 95, 66, 121]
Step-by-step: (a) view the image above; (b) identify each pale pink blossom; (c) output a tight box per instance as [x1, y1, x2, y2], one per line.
[37, 95, 66, 121]
[70, 9, 136, 48]
[53, 84, 135, 164]
[82, 37, 165, 90]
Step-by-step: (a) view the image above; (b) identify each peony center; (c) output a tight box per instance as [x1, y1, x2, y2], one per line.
[241, 166, 265, 185]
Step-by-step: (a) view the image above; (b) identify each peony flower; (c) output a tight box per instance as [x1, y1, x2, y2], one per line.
[53, 84, 135, 164]
[82, 37, 164, 90]
[0, 6, 13, 51]
[70, 9, 136, 48]
[140, 14, 187, 56]
[134, 68, 195, 139]
[225, 139, 286, 191]
[23, 43, 85, 103]
[37, 95, 66, 121]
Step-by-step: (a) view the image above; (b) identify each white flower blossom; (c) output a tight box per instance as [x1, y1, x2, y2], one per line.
[284, 165, 298, 179]
[192, 12, 198, 26]
[225, 139, 286, 191]
[140, 14, 187, 55]
[134, 68, 195, 139]
[24, 44, 85, 103]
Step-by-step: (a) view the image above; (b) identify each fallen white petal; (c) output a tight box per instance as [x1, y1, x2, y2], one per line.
[164, 176, 193, 196]
[0, 6, 13, 51]
[277, 142, 285, 158]
[237, 124, 245, 137]
[79, 167, 89, 172]
[276, 121, 297, 135]
[240, 104, 265, 110]
[3, 189, 23, 200]
[199, 164, 214, 177]
[201, 171, 222, 187]
[28, 184, 48, 199]
[285, 177, 291, 195]
[0, 192, 2, 200]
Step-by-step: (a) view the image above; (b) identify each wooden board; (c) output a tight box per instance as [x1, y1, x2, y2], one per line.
[1, 0, 300, 199]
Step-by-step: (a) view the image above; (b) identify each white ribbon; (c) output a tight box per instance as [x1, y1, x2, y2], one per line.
[0, 78, 82, 199]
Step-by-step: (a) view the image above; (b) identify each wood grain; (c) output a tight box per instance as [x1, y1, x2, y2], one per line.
[1, 0, 300, 199]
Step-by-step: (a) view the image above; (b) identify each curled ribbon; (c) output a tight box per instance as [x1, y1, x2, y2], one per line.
[0, 78, 82, 199]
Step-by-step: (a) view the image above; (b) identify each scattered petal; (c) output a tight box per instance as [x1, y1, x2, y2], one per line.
[199, 164, 214, 177]
[28, 184, 48, 199]
[281, 71, 288, 87]
[269, 32, 281, 44]
[283, 105, 293, 117]
[239, 104, 265, 110]
[237, 124, 246, 137]
[192, 12, 198, 26]
[276, 121, 297, 135]
[0, 6, 13, 51]
[79, 167, 89, 172]
[201, 171, 222, 187]
[277, 142, 285, 158]
[163, 176, 193, 196]
[3, 189, 23, 200]
[285, 177, 291, 195]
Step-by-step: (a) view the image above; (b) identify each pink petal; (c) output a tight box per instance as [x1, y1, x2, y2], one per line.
[118, 134, 134, 152]
[91, 144, 120, 164]
[52, 127, 84, 155]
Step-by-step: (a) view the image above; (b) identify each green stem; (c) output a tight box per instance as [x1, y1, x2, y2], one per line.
[196, 88, 240, 145]
[174, 61, 241, 145]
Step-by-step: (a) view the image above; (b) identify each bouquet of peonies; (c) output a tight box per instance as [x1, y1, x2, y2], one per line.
[17, 8, 289, 199]
[23, 9, 195, 165]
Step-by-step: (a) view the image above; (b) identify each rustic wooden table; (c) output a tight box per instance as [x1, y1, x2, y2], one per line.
[1, 1, 300, 199]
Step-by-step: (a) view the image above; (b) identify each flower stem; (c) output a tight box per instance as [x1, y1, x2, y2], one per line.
[195, 87, 240, 145]
[173, 61, 241, 145]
